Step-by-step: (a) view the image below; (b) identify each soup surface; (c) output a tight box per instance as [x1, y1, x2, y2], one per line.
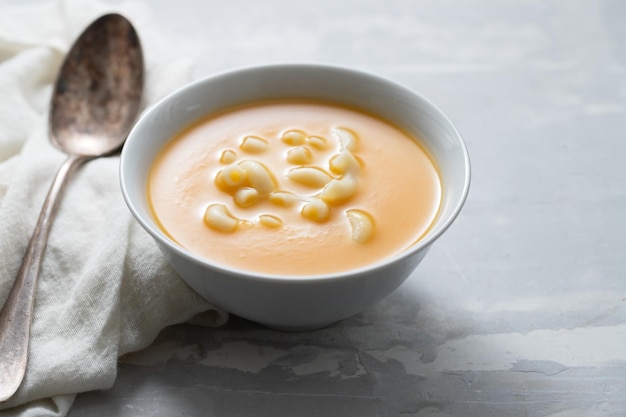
[148, 100, 441, 275]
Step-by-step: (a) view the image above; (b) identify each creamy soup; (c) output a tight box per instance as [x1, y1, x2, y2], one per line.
[148, 100, 441, 275]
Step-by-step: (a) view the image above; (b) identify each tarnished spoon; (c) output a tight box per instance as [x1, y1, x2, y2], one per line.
[0, 13, 143, 402]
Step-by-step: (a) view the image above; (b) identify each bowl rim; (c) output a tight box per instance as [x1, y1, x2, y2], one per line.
[120, 62, 471, 283]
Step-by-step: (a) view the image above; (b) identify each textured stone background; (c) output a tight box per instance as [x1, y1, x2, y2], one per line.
[69, 1, 626, 416]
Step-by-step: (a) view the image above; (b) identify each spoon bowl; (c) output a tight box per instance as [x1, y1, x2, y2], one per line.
[0, 13, 143, 402]
[50, 14, 143, 156]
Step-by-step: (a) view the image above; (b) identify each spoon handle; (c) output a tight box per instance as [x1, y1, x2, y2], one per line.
[0, 154, 87, 402]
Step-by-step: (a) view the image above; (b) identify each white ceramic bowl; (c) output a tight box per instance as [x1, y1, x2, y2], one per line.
[120, 64, 470, 330]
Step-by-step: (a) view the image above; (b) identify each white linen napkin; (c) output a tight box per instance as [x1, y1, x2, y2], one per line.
[0, 1, 228, 415]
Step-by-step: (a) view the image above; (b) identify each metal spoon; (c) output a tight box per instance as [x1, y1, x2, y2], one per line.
[0, 13, 144, 402]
